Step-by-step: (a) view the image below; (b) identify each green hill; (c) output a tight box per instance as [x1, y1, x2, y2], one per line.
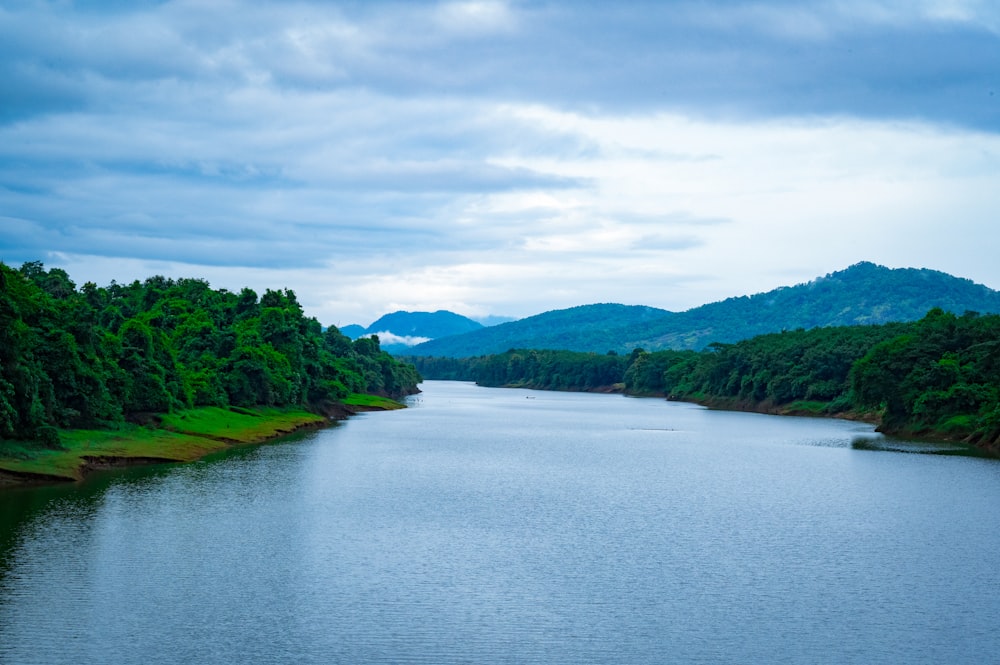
[407, 303, 671, 357]
[365, 310, 484, 340]
[340, 310, 487, 353]
[407, 263, 1000, 357]
[338, 324, 366, 339]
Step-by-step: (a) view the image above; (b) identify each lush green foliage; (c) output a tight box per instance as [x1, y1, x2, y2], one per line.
[473, 349, 627, 391]
[408, 263, 1000, 357]
[412, 310, 1000, 447]
[624, 324, 911, 407]
[406, 349, 630, 390]
[0, 405, 327, 481]
[0, 262, 420, 448]
[850, 309, 1000, 440]
[398, 355, 480, 382]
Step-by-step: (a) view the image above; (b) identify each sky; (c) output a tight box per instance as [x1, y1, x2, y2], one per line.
[2, 0, 999, 327]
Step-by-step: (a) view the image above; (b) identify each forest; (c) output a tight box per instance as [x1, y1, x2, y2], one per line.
[0, 262, 420, 449]
[407, 309, 1000, 450]
[406, 262, 1000, 357]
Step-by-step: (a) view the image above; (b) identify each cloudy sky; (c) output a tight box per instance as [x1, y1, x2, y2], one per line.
[2, 0, 999, 326]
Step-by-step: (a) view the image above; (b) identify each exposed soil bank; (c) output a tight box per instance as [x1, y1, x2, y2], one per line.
[0, 468, 75, 487]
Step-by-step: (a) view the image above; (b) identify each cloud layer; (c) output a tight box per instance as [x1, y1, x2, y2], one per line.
[2, 0, 999, 324]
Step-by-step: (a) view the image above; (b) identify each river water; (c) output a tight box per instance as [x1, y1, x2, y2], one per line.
[1, 380, 999, 664]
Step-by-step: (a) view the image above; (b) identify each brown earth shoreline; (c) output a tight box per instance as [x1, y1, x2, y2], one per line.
[0, 419, 329, 488]
[0, 468, 79, 487]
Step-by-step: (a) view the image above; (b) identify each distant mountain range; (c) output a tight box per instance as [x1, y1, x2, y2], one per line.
[401, 262, 1000, 357]
[337, 310, 486, 353]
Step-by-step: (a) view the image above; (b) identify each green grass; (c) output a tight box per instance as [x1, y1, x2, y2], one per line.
[0, 396, 408, 484]
[0, 406, 328, 483]
[343, 393, 406, 410]
[160, 406, 326, 442]
[784, 400, 831, 415]
[936, 414, 976, 435]
[0, 438, 50, 462]
[0, 427, 218, 482]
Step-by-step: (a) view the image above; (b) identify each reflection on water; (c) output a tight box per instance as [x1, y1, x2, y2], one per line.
[1, 382, 999, 665]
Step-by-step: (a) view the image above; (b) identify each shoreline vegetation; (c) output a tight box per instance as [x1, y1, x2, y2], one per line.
[0, 393, 407, 486]
[5, 258, 999, 488]
[662, 396, 997, 457]
[406, 308, 1000, 458]
[457, 381, 993, 456]
[0, 261, 421, 488]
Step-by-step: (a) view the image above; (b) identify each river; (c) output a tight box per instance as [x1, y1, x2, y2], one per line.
[1, 380, 999, 664]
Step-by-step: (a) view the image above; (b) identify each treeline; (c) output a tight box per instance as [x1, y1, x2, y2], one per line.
[476, 349, 627, 391]
[402, 350, 628, 390]
[408, 309, 1000, 447]
[0, 262, 420, 447]
[622, 323, 911, 405]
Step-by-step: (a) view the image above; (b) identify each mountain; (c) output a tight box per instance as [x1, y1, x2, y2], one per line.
[406, 263, 1000, 357]
[337, 324, 366, 339]
[365, 310, 484, 340]
[474, 315, 517, 327]
[405, 303, 671, 357]
[340, 310, 486, 352]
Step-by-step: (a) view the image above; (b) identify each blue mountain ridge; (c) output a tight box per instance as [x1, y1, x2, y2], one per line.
[402, 262, 1000, 357]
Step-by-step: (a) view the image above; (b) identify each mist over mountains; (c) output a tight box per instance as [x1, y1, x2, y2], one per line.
[338, 310, 487, 353]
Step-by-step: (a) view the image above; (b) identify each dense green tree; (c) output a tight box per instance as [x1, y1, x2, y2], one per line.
[0, 262, 420, 449]
[851, 310, 1000, 441]
[411, 308, 1000, 449]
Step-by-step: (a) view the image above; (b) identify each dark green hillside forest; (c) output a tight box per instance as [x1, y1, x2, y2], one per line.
[408, 263, 1000, 356]
[0, 262, 420, 449]
[408, 303, 671, 357]
[409, 309, 1000, 451]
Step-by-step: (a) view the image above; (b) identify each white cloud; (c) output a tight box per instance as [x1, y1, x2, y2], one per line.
[13, 104, 1000, 325]
[3, 0, 999, 326]
[434, 1, 518, 36]
[363, 331, 433, 346]
[832, 0, 1000, 31]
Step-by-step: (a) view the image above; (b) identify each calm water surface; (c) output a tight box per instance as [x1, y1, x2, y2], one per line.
[1, 381, 999, 664]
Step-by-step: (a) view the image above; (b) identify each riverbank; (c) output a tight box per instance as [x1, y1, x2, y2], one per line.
[665, 393, 1000, 457]
[0, 394, 407, 487]
[483, 380, 997, 456]
[676, 394, 880, 424]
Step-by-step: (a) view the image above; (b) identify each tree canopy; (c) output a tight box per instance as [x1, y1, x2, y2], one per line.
[408, 309, 1000, 450]
[0, 262, 420, 447]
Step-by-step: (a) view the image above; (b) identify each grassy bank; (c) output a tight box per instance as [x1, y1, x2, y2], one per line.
[0, 395, 405, 485]
[343, 393, 408, 410]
